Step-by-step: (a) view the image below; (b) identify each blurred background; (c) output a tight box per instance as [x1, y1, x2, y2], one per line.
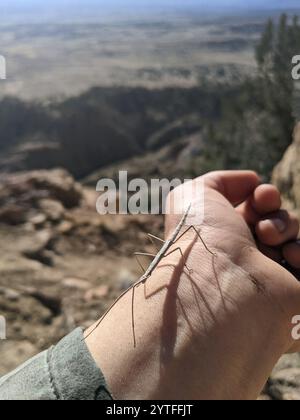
[0, 0, 300, 399]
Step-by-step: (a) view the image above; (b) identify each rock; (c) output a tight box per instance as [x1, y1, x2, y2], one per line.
[62, 277, 91, 290]
[84, 285, 110, 302]
[271, 128, 300, 399]
[0, 254, 43, 274]
[0, 340, 37, 377]
[20, 229, 55, 266]
[24, 289, 62, 317]
[0, 294, 54, 333]
[38, 199, 65, 222]
[0, 287, 20, 302]
[272, 353, 300, 373]
[30, 169, 83, 208]
[271, 367, 300, 385]
[28, 213, 47, 227]
[258, 394, 272, 400]
[0, 170, 83, 227]
[56, 220, 73, 234]
[20, 229, 54, 252]
[267, 354, 300, 400]
[0, 205, 25, 225]
[117, 268, 136, 291]
[268, 384, 300, 401]
[272, 123, 300, 216]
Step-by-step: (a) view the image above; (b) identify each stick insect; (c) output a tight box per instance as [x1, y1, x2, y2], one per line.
[85, 204, 215, 346]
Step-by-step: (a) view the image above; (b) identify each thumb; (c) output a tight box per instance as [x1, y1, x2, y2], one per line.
[203, 170, 261, 207]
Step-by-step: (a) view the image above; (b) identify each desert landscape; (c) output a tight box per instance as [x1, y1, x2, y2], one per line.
[0, 8, 262, 100]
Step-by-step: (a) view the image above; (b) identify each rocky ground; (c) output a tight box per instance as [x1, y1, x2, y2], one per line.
[0, 135, 300, 398]
[263, 122, 300, 400]
[272, 123, 300, 219]
[0, 168, 163, 377]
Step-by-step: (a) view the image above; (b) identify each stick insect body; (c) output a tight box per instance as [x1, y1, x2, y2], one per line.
[85, 204, 215, 346]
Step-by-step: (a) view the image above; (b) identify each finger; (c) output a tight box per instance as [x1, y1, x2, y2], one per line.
[257, 242, 283, 264]
[283, 241, 300, 269]
[256, 210, 300, 247]
[252, 184, 282, 215]
[237, 184, 282, 226]
[236, 199, 259, 226]
[204, 170, 260, 206]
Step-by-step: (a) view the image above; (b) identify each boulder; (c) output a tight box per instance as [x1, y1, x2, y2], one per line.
[0, 169, 83, 226]
[270, 126, 300, 400]
[19, 229, 56, 266]
[272, 123, 300, 216]
[38, 198, 65, 222]
[267, 354, 300, 399]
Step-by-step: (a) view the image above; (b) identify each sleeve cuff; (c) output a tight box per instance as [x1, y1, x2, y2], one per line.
[48, 327, 113, 400]
[0, 328, 113, 400]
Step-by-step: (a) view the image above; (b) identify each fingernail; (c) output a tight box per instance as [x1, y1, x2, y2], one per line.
[270, 218, 287, 233]
[260, 218, 286, 233]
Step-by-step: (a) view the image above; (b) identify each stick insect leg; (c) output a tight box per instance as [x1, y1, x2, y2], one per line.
[134, 252, 156, 274]
[132, 274, 152, 347]
[84, 273, 148, 342]
[147, 233, 165, 252]
[134, 252, 156, 300]
[163, 246, 193, 274]
[175, 226, 215, 256]
[132, 284, 137, 347]
[84, 285, 133, 340]
[132, 276, 151, 347]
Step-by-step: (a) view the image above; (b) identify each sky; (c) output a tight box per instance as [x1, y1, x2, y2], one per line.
[1, 0, 299, 23]
[2, 0, 300, 10]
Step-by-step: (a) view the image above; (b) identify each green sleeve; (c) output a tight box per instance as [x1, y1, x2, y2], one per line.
[0, 328, 113, 400]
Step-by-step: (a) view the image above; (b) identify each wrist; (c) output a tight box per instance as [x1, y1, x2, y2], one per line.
[84, 263, 175, 399]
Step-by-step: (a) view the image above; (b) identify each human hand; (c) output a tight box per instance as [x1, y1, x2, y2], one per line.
[163, 171, 300, 398]
[85, 170, 300, 400]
